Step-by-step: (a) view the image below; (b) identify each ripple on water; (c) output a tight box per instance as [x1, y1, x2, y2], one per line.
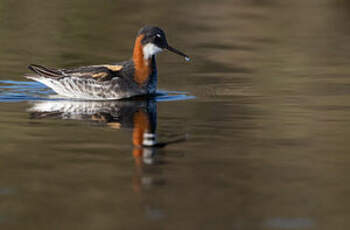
[0, 80, 195, 102]
[0, 80, 53, 102]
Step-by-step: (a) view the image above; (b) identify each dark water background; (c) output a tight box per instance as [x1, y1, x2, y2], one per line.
[1, 0, 350, 229]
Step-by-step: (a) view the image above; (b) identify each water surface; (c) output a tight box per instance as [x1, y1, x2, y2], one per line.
[1, 0, 350, 229]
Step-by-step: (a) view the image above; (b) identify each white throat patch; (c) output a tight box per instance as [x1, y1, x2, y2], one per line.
[143, 43, 162, 60]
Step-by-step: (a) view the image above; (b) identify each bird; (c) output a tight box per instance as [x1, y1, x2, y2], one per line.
[25, 25, 190, 100]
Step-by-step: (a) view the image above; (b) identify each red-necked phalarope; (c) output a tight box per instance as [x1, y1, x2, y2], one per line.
[25, 25, 190, 100]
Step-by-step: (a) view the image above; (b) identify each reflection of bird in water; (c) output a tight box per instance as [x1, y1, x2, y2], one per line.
[29, 98, 185, 166]
[29, 98, 185, 216]
[29, 99, 156, 130]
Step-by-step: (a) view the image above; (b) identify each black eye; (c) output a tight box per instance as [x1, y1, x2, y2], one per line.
[154, 34, 162, 40]
[154, 35, 161, 42]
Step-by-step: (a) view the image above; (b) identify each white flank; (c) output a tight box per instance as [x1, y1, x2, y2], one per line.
[143, 43, 162, 60]
[27, 76, 126, 100]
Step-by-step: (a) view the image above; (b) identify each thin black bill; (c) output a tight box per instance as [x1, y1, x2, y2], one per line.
[167, 45, 190, 61]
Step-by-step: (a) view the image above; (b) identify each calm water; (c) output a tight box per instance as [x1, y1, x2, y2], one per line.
[1, 0, 350, 229]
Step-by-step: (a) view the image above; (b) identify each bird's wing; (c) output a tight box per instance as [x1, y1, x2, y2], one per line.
[27, 63, 125, 82]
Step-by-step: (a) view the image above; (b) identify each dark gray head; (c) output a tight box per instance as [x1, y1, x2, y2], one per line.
[137, 26, 168, 48]
[137, 25, 190, 61]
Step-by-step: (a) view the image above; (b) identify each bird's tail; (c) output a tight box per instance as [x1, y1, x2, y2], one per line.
[27, 64, 63, 78]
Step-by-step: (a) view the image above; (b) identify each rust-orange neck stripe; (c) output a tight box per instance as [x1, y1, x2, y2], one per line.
[133, 35, 152, 85]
